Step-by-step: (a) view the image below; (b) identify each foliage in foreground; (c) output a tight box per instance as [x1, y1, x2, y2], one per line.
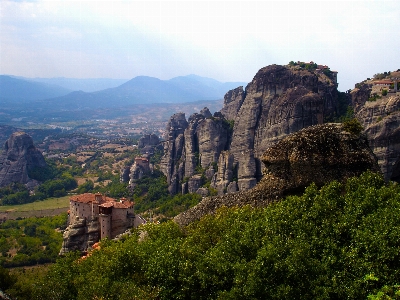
[0, 214, 67, 268]
[7, 171, 400, 299]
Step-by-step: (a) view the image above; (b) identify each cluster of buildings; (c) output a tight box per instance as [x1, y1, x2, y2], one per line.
[68, 193, 145, 240]
[373, 78, 399, 93]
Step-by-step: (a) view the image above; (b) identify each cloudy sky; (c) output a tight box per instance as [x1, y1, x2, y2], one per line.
[0, 0, 399, 91]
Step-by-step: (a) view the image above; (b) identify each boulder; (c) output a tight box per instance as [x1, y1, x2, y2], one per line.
[0, 132, 47, 188]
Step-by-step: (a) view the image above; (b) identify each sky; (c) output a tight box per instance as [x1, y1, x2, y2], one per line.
[0, 0, 399, 91]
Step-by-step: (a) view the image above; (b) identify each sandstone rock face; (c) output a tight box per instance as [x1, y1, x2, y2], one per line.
[138, 133, 159, 148]
[160, 113, 189, 194]
[174, 123, 380, 226]
[220, 86, 246, 121]
[161, 109, 231, 195]
[229, 65, 338, 187]
[0, 132, 47, 188]
[351, 85, 400, 181]
[197, 117, 230, 169]
[211, 151, 234, 195]
[120, 166, 130, 183]
[59, 217, 100, 255]
[138, 133, 160, 154]
[161, 64, 343, 196]
[187, 175, 202, 193]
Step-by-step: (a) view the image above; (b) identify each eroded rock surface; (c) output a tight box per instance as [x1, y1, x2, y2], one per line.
[0, 132, 47, 188]
[161, 63, 344, 195]
[351, 84, 400, 181]
[59, 217, 100, 255]
[174, 123, 380, 226]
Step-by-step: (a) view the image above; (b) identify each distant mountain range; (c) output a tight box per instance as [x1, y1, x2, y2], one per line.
[0, 74, 246, 108]
[16, 76, 129, 93]
[0, 75, 72, 102]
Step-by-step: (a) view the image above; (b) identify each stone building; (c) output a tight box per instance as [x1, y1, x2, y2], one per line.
[69, 193, 144, 239]
[60, 193, 145, 255]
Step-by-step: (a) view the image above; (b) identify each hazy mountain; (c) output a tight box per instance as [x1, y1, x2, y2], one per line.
[22, 77, 129, 93]
[167, 74, 246, 100]
[0, 75, 72, 103]
[38, 75, 246, 109]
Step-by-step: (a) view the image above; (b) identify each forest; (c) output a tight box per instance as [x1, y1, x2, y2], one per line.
[2, 171, 400, 299]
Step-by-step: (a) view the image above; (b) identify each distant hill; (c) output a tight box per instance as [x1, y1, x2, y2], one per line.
[21, 77, 129, 93]
[0, 75, 72, 103]
[38, 75, 246, 109]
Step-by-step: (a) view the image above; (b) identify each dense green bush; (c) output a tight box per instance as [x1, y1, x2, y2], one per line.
[15, 171, 400, 299]
[0, 214, 67, 268]
[343, 118, 363, 135]
[132, 171, 201, 217]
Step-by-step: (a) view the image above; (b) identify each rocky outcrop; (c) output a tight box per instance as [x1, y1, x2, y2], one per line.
[121, 133, 160, 184]
[219, 86, 246, 121]
[160, 112, 188, 194]
[229, 65, 339, 188]
[161, 63, 344, 195]
[351, 84, 400, 181]
[59, 216, 100, 255]
[161, 109, 232, 195]
[138, 133, 160, 154]
[211, 151, 235, 195]
[174, 123, 380, 226]
[0, 132, 47, 188]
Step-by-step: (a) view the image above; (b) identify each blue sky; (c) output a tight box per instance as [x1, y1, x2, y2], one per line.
[0, 0, 399, 91]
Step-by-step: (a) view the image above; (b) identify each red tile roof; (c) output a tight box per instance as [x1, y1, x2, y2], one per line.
[70, 193, 133, 208]
[374, 80, 393, 85]
[113, 201, 134, 209]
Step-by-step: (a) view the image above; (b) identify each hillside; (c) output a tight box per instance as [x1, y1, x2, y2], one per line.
[0, 75, 71, 102]
[6, 171, 400, 299]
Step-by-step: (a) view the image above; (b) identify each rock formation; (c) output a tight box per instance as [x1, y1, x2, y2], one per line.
[351, 82, 400, 181]
[174, 123, 380, 226]
[138, 133, 160, 154]
[120, 133, 160, 184]
[161, 63, 345, 195]
[0, 132, 47, 188]
[128, 157, 152, 185]
[59, 216, 100, 255]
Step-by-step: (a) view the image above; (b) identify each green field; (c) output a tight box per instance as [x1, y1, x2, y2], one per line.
[0, 196, 70, 219]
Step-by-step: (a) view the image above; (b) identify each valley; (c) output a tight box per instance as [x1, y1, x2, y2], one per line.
[1, 63, 400, 299]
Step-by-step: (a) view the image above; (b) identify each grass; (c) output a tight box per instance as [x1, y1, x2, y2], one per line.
[0, 196, 70, 219]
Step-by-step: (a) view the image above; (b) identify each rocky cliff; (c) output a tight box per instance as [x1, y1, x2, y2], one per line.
[59, 216, 100, 255]
[351, 82, 400, 181]
[0, 132, 47, 188]
[174, 123, 380, 226]
[161, 63, 344, 195]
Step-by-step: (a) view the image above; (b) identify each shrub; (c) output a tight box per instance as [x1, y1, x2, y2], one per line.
[343, 118, 363, 135]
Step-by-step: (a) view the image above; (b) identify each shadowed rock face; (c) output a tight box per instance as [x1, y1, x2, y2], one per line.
[161, 63, 343, 195]
[59, 217, 100, 255]
[0, 132, 47, 188]
[259, 123, 380, 193]
[174, 123, 380, 226]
